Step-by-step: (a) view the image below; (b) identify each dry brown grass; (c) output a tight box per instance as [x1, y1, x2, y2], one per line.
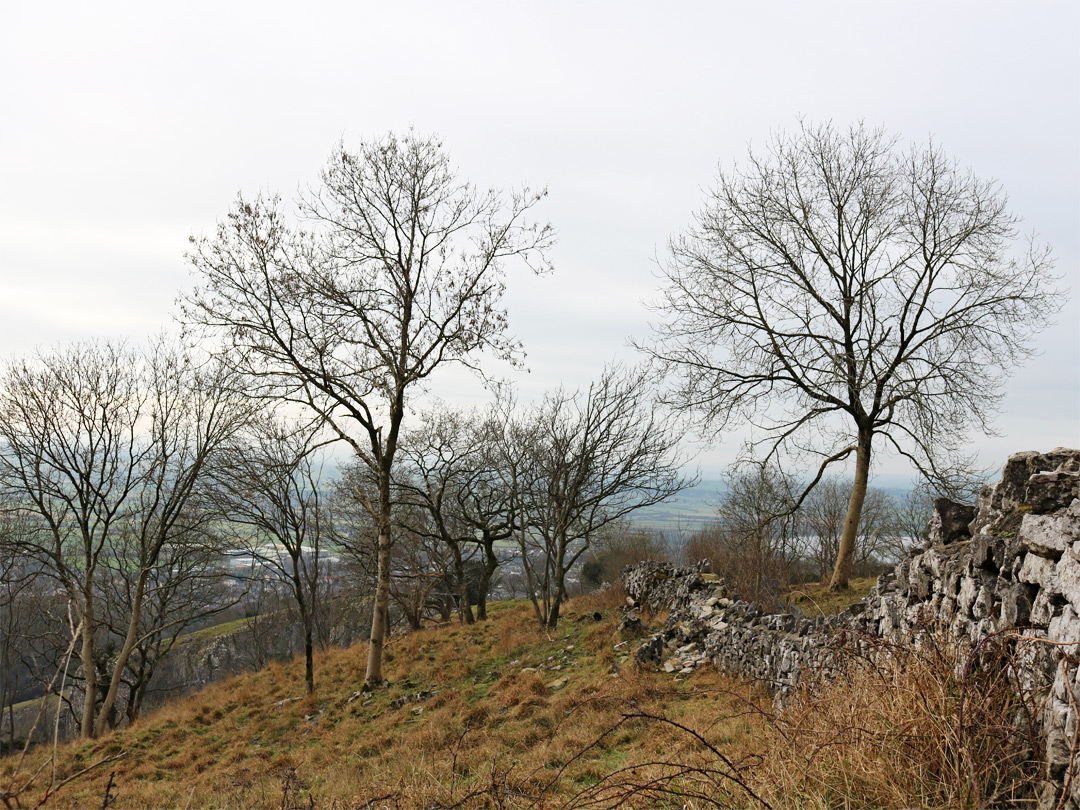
[574, 582, 630, 612]
[569, 631, 1049, 810]
[1, 598, 1050, 809]
[781, 576, 878, 618]
[746, 633, 1047, 809]
[0, 600, 764, 809]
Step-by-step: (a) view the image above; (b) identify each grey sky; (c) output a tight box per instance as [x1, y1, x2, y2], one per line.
[2, 1, 1077, 480]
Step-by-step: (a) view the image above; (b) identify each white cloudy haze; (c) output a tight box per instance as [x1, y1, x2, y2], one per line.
[2, 1, 1077, 482]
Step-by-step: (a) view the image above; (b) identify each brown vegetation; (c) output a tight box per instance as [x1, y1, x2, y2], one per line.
[747, 633, 1047, 808]
[0, 593, 1049, 809]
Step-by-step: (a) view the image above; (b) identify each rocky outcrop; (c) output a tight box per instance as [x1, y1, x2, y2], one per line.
[622, 560, 720, 616]
[624, 448, 1080, 809]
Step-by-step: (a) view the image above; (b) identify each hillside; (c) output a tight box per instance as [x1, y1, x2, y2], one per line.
[0, 583, 1040, 809]
[1, 593, 770, 809]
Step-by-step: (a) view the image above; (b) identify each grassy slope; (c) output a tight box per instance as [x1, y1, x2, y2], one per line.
[4, 581, 1034, 809]
[1, 593, 770, 809]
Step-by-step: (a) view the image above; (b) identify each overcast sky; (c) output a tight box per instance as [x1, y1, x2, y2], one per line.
[2, 1, 1077, 482]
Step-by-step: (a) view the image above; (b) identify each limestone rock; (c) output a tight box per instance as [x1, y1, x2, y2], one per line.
[1021, 502, 1080, 559]
[1027, 472, 1080, 514]
[1019, 552, 1055, 587]
[929, 498, 976, 545]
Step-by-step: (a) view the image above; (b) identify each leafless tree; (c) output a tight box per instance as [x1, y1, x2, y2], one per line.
[581, 519, 669, 590]
[0, 340, 249, 737]
[210, 418, 332, 696]
[685, 463, 804, 604]
[506, 366, 691, 629]
[0, 342, 140, 739]
[326, 466, 380, 628]
[456, 411, 518, 620]
[0, 502, 39, 750]
[395, 408, 481, 625]
[891, 484, 938, 553]
[183, 131, 553, 686]
[238, 580, 290, 674]
[641, 121, 1061, 589]
[96, 533, 236, 724]
[333, 462, 449, 632]
[396, 405, 516, 624]
[390, 522, 455, 630]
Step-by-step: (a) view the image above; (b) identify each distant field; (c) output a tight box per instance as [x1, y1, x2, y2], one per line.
[631, 476, 919, 534]
[629, 478, 724, 532]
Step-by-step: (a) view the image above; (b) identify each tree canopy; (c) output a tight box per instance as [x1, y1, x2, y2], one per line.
[642, 121, 1060, 588]
[183, 131, 553, 683]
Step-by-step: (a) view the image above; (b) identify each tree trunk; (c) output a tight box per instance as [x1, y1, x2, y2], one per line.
[304, 620, 314, 697]
[364, 523, 392, 687]
[753, 531, 764, 602]
[290, 564, 315, 696]
[519, 528, 546, 627]
[1, 633, 13, 749]
[126, 654, 149, 725]
[99, 571, 147, 728]
[829, 434, 873, 590]
[78, 597, 97, 739]
[476, 538, 498, 621]
[450, 541, 474, 625]
[546, 557, 566, 629]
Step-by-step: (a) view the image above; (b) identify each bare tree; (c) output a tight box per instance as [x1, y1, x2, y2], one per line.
[892, 484, 938, 554]
[396, 405, 516, 624]
[396, 408, 481, 625]
[582, 519, 669, 590]
[0, 502, 39, 751]
[95, 345, 249, 729]
[0, 341, 248, 737]
[685, 463, 803, 604]
[454, 410, 518, 620]
[211, 419, 331, 696]
[333, 461, 451, 633]
[389, 521, 455, 630]
[507, 366, 691, 629]
[183, 132, 553, 686]
[96, 540, 235, 724]
[642, 121, 1060, 589]
[0, 343, 140, 739]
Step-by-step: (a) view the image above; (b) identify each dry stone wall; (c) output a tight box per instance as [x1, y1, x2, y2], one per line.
[624, 448, 1080, 809]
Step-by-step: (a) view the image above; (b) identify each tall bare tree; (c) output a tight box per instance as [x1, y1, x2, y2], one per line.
[95, 344, 249, 728]
[0, 343, 140, 738]
[0, 341, 247, 737]
[183, 132, 553, 685]
[642, 121, 1060, 589]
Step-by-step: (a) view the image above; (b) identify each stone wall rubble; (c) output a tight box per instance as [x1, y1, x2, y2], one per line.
[623, 448, 1080, 809]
